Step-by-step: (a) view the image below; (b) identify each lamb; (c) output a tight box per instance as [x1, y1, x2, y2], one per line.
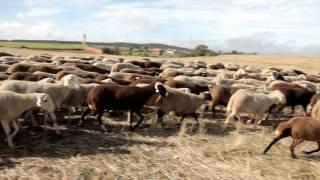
[263, 117, 320, 159]
[225, 89, 286, 125]
[81, 82, 168, 130]
[208, 63, 225, 70]
[0, 91, 55, 148]
[145, 86, 206, 125]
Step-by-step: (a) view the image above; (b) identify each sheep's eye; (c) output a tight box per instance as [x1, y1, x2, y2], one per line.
[43, 99, 48, 103]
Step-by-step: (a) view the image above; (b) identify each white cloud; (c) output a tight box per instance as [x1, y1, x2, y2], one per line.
[16, 8, 64, 18]
[1, 0, 320, 55]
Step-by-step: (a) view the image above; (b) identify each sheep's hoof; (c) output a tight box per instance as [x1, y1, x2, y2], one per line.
[291, 155, 298, 159]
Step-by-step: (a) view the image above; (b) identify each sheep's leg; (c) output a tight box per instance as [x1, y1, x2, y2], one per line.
[192, 112, 199, 124]
[131, 111, 144, 131]
[179, 115, 186, 124]
[96, 111, 107, 131]
[225, 111, 236, 125]
[265, 104, 276, 121]
[26, 110, 39, 127]
[263, 133, 289, 154]
[291, 106, 295, 115]
[290, 139, 304, 159]
[79, 108, 91, 126]
[1, 120, 14, 148]
[302, 105, 308, 116]
[157, 110, 165, 127]
[49, 112, 60, 135]
[9, 120, 20, 144]
[129, 111, 134, 130]
[303, 141, 320, 154]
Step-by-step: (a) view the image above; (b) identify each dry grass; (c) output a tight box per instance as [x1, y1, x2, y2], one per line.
[1, 48, 320, 179]
[0, 110, 320, 179]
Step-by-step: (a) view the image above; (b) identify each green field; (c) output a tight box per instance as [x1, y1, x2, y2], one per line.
[0, 41, 84, 50]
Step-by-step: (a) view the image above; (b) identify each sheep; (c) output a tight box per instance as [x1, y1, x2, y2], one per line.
[0, 91, 56, 148]
[0, 79, 79, 131]
[120, 68, 158, 76]
[164, 79, 209, 95]
[109, 72, 155, 81]
[308, 93, 320, 114]
[270, 87, 315, 116]
[268, 81, 303, 90]
[160, 68, 184, 79]
[93, 62, 113, 71]
[263, 117, 320, 159]
[111, 63, 141, 73]
[81, 82, 168, 131]
[0, 64, 9, 72]
[173, 75, 211, 86]
[130, 78, 166, 86]
[208, 63, 225, 70]
[55, 70, 98, 80]
[284, 74, 307, 82]
[311, 101, 320, 120]
[123, 59, 147, 68]
[292, 80, 319, 92]
[145, 86, 206, 125]
[225, 89, 286, 125]
[209, 85, 239, 114]
[306, 75, 320, 83]
[63, 63, 109, 74]
[8, 72, 50, 81]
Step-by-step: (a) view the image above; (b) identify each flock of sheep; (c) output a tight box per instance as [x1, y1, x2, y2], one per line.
[1, 54, 320, 159]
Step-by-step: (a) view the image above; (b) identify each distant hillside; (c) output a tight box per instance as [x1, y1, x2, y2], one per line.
[0, 40, 192, 52]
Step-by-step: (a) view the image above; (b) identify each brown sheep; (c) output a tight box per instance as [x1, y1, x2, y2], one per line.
[6, 63, 31, 73]
[165, 79, 209, 95]
[311, 101, 320, 120]
[263, 117, 320, 159]
[270, 87, 315, 115]
[208, 63, 225, 70]
[209, 85, 239, 114]
[143, 67, 163, 74]
[308, 93, 320, 115]
[81, 82, 168, 130]
[63, 63, 109, 74]
[8, 72, 49, 81]
[0, 64, 9, 72]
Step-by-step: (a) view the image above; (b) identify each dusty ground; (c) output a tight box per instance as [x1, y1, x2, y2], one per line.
[0, 47, 320, 179]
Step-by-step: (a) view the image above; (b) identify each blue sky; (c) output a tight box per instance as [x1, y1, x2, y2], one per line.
[1, 0, 320, 55]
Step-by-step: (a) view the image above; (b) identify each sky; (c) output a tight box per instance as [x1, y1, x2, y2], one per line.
[0, 0, 320, 55]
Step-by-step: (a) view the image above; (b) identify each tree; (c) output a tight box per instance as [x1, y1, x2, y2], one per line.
[114, 46, 120, 55]
[193, 44, 208, 56]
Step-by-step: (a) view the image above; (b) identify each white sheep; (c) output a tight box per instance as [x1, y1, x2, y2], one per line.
[0, 91, 55, 148]
[111, 63, 141, 73]
[225, 89, 286, 125]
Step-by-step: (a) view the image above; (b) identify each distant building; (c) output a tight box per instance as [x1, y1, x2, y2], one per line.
[165, 49, 177, 55]
[151, 48, 164, 56]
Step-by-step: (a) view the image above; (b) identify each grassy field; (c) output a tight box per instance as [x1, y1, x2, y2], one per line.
[0, 48, 320, 179]
[0, 42, 84, 50]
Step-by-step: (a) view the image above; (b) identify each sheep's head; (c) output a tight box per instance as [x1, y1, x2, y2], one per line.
[35, 93, 55, 112]
[60, 74, 80, 89]
[154, 82, 168, 97]
[268, 90, 286, 105]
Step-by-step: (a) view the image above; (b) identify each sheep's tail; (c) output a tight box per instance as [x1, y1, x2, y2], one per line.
[226, 95, 235, 113]
[275, 121, 291, 136]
